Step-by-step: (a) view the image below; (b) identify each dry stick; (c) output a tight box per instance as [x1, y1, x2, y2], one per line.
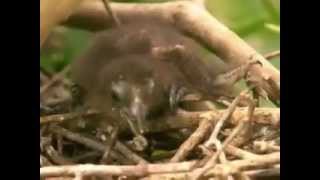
[100, 126, 119, 164]
[41, 154, 53, 167]
[233, 172, 250, 180]
[264, 50, 280, 60]
[215, 140, 227, 163]
[74, 173, 84, 180]
[101, 0, 121, 26]
[65, 0, 280, 102]
[40, 161, 197, 178]
[40, 65, 70, 96]
[57, 134, 64, 155]
[215, 140, 231, 180]
[50, 126, 129, 164]
[229, 94, 256, 147]
[72, 151, 101, 163]
[202, 154, 279, 178]
[170, 119, 213, 162]
[224, 145, 259, 159]
[253, 141, 280, 153]
[244, 165, 280, 178]
[40, 0, 85, 47]
[44, 145, 75, 165]
[40, 153, 279, 178]
[228, 97, 257, 180]
[202, 90, 247, 169]
[41, 107, 279, 137]
[143, 153, 279, 179]
[194, 93, 256, 180]
[40, 110, 99, 125]
[204, 91, 244, 147]
[192, 120, 247, 180]
[51, 126, 148, 164]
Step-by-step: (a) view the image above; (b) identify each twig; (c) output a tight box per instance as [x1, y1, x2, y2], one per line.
[41, 154, 53, 167]
[233, 172, 250, 180]
[44, 145, 75, 165]
[194, 91, 256, 179]
[50, 126, 129, 164]
[40, 0, 84, 46]
[40, 110, 98, 125]
[141, 106, 279, 135]
[74, 172, 84, 180]
[100, 126, 119, 164]
[170, 119, 213, 162]
[203, 153, 280, 178]
[40, 161, 197, 178]
[230, 92, 256, 147]
[253, 140, 280, 153]
[41, 107, 279, 133]
[50, 126, 147, 164]
[192, 120, 247, 180]
[204, 91, 245, 147]
[142, 153, 280, 179]
[244, 165, 280, 178]
[40, 65, 70, 96]
[101, 0, 121, 26]
[72, 151, 101, 163]
[264, 50, 280, 60]
[224, 145, 259, 159]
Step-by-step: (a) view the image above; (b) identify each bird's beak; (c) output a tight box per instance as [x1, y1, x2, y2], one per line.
[130, 97, 147, 135]
[119, 97, 148, 151]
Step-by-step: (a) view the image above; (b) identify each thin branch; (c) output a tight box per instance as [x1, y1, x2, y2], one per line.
[253, 140, 280, 153]
[224, 145, 259, 159]
[100, 126, 119, 164]
[170, 119, 213, 162]
[40, 0, 84, 47]
[41, 106, 279, 135]
[50, 126, 148, 164]
[41, 154, 53, 167]
[244, 165, 280, 178]
[204, 91, 244, 147]
[40, 65, 70, 96]
[40, 161, 197, 178]
[44, 145, 75, 165]
[203, 153, 280, 177]
[101, 0, 121, 26]
[40, 153, 279, 178]
[192, 120, 248, 180]
[40, 110, 98, 125]
[264, 50, 280, 60]
[230, 92, 256, 147]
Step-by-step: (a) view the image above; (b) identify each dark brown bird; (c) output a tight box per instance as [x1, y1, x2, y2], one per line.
[70, 19, 233, 146]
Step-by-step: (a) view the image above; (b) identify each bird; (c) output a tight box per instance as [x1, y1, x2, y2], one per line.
[70, 19, 234, 149]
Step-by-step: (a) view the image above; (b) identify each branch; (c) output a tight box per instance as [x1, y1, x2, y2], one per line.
[64, 0, 280, 102]
[40, 161, 196, 178]
[264, 50, 280, 60]
[40, 153, 279, 178]
[40, 0, 84, 47]
[50, 126, 148, 164]
[144, 107, 279, 134]
[41, 107, 279, 134]
[170, 119, 213, 162]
